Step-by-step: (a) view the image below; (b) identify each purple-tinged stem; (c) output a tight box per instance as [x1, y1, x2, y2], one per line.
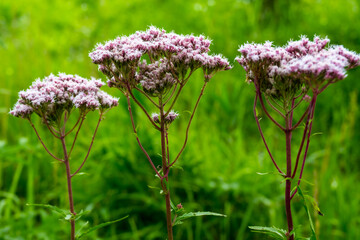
[291, 116, 310, 180]
[253, 94, 285, 176]
[290, 104, 311, 131]
[127, 87, 161, 131]
[165, 84, 185, 116]
[71, 113, 103, 177]
[265, 95, 286, 119]
[28, 120, 63, 162]
[159, 97, 173, 240]
[134, 86, 160, 108]
[126, 94, 162, 178]
[254, 83, 285, 131]
[42, 117, 61, 139]
[166, 131, 170, 166]
[163, 83, 179, 106]
[68, 116, 86, 158]
[169, 81, 208, 168]
[64, 113, 83, 137]
[291, 92, 318, 199]
[284, 113, 294, 240]
[60, 135, 76, 240]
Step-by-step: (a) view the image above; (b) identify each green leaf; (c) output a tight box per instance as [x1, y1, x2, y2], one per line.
[281, 177, 293, 183]
[147, 185, 161, 190]
[75, 209, 91, 221]
[297, 186, 317, 240]
[73, 172, 89, 177]
[170, 200, 177, 212]
[249, 226, 287, 240]
[26, 203, 68, 217]
[76, 215, 129, 239]
[75, 221, 89, 237]
[304, 195, 323, 216]
[300, 178, 314, 186]
[311, 132, 323, 137]
[170, 163, 184, 171]
[173, 211, 226, 226]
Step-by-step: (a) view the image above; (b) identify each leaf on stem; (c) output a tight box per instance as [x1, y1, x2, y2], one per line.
[311, 132, 323, 137]
[170, 163, 184, 171]
[72, 172, 89, 177]
[297, 186, 317, 240]
[76, 215, 129, 239]
[248, 226, 288, 240]
[173, 211, 226, 226]
[26, 203, 68, 218]
[304, 194, 323, 216]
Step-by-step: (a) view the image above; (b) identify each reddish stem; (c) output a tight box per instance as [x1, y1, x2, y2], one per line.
[265, 95, 286, 119]
[127, 87, 161, 131]
[28, 120, 63, 162]
[284, 114, 294, 240]
[291, 92, 318, 199]
[159, 97, 173, 240]
[255, 83, 285, 131]
[126, 94, 162, 178]
[71, 113, 103, 177]
[253, 93, 285, 176]
[169, 81, 208, 168]
[68, 116, 86, 158]
[60, 135, 76, 240]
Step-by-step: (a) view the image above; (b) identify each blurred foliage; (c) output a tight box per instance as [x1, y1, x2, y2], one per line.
[1, 0, 360, 239]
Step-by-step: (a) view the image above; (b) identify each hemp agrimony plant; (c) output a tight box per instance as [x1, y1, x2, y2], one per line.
[236, 36, 360, 239]
[9, 73, 125, 239]
[90, 26, 231, 239]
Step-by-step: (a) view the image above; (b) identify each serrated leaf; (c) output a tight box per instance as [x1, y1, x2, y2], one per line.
[76, 215, 128, 239]
[173, 211, 226, 226]
[249, 226, 287, 240]
[297, 186, 317, 240]
[26, 203, 68, 217]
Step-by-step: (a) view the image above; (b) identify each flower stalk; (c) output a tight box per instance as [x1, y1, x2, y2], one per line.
[10, 73, 118, 239]
[90, 26, 231, 238]
[236, 36, 360, 239]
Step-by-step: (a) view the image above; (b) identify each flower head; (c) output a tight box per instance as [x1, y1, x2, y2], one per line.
[90, 26, 230, 91]
[165, 110, 179, 124]
[151, 111, 179, 125]
[138, 59, 177, 97]
[236, 35, 360, 97]
[10, 73, 118, 120]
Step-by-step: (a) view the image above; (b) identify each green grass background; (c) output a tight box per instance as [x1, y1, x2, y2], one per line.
[1, 0, 360, 239]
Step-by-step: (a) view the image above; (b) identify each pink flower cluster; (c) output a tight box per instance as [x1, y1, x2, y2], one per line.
[236, 36, 360, 91]
[90, 26, 231, 92]
[138, 59, 177, 96]
[10, 73, 119, 119]
[152, 110, 179, 124]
